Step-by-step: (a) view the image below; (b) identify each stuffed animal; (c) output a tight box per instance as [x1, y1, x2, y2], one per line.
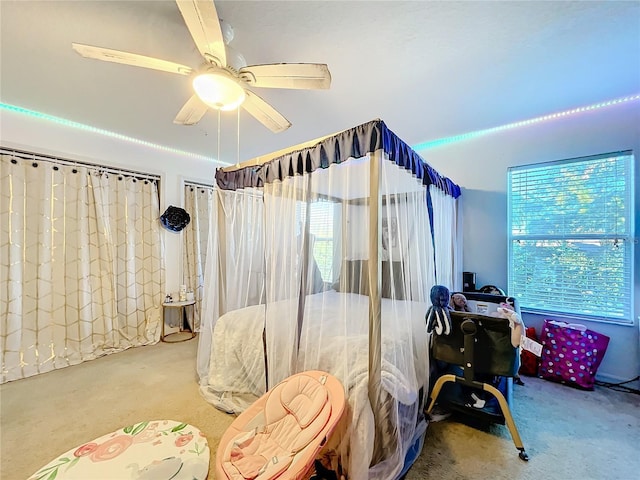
[425, 285, 452, 335]
[449, 293, 471, 312]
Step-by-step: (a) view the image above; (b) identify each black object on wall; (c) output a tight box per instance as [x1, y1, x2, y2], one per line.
[463, 272, 476, 292]
[160, 205, 190, 232]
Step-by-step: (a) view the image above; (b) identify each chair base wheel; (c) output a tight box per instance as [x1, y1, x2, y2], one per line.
[518, 449, 529, 461]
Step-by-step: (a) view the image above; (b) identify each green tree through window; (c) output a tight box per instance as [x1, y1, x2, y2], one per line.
[508, 152, 634, 322]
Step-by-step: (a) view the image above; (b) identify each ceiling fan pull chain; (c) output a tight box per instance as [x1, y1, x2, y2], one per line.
[236, 109, 241, 168]
[217, 109, 221, 166]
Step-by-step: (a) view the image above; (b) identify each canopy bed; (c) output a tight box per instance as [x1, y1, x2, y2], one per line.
[196, 119, 462, 479]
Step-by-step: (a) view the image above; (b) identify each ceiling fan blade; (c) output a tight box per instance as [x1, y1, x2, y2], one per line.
[175, 0, 226, 66]
[72, 43, 193, 75]
[173, 95, 209, 125]
[239, 63, 331, 90]
[242, 90, 291, 133]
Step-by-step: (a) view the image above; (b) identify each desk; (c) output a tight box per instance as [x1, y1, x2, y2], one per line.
[28, 420, 209, 480]
[162, 300, 196, 342]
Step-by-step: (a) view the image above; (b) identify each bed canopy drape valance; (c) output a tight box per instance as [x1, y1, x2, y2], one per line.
[198, 119, 461, 480]
[215, 119, 461, 199]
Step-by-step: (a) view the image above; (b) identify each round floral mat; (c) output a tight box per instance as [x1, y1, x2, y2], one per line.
[28, 420, 209, 480]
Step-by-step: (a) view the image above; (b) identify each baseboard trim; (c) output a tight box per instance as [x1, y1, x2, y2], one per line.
[596, 372, 640, 389]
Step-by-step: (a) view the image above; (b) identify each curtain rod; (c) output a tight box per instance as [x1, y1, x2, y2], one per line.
[184, 180, 215, 189]
[1, 146, 160, 181]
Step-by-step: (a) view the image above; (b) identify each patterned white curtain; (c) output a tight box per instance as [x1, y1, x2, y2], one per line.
[0, 152, 163, 383]
[183, 183, 214, 331]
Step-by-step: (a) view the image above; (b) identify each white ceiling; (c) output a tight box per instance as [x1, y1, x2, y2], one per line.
[2, 1, 639, 164]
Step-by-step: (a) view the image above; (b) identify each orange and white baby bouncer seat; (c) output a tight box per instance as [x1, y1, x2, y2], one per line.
[216, 370, 345, 480]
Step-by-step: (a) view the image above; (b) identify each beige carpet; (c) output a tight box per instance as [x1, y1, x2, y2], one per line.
[1, 340, 638, 479]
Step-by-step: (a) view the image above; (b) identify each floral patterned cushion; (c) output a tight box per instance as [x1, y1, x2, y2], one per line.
[28, 420, 209, 480]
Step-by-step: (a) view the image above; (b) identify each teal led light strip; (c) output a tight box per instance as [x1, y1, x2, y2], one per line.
[0, 103, 230, 165]
[413, 93, 640, 151]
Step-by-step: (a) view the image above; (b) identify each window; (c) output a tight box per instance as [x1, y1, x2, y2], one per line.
[297, 200, 337, 281]
[508, 151, 634, 323]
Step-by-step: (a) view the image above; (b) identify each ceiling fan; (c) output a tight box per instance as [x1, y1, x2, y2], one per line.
[71, 0, 331, 133]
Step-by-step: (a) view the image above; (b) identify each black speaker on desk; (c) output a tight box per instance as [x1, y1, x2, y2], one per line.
[463, 272, 476, 292]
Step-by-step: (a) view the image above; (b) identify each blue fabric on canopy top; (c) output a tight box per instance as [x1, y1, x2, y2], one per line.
[215, 119, 461, 199]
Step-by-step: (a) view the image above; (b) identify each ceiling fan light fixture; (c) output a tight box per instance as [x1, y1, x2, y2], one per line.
[192, 70, 246, 111]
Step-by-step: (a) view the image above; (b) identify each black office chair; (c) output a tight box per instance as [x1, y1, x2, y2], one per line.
[426, 310, 529, 461]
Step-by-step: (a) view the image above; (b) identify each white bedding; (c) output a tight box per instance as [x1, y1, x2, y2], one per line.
[200, 290, 430, 479]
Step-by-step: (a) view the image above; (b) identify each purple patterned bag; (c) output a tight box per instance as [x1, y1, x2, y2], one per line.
[538, 319, 610, 390]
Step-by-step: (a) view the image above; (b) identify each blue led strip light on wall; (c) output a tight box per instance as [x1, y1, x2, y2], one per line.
[3, 93, 639, 157]
[412, 94, 640, 151]
[0, 102, 228, 165]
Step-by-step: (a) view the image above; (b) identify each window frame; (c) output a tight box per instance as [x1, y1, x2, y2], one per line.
[507, 150, 635, 325]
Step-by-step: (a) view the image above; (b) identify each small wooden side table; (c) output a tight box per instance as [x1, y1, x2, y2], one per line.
[161, 300, 196, 342]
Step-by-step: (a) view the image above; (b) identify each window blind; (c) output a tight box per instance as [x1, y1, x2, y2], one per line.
[298, 200, 336, 281]
[508, 151, 634, 322]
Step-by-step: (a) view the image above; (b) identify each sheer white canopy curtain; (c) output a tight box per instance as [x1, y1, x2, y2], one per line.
[197, 187, 266, 389]
[197, 119, 462, 479]
[0, 151, 163, 383]
[430, 185, 463, 292]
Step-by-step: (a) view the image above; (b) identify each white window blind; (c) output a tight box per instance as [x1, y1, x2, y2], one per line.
[297, 200, 336, 281]
[508, 151, 634, 322]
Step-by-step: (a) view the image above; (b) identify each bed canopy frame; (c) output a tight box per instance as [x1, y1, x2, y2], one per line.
[197, 119, 461, 479]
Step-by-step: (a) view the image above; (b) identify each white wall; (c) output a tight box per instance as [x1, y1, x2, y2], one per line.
[1, 109, 220, 298]
[422, 101, 640, 383]
[3, 103, 639, 383]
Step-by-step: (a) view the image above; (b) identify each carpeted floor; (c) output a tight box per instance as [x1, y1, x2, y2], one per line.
[1, 340, 638, 479]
